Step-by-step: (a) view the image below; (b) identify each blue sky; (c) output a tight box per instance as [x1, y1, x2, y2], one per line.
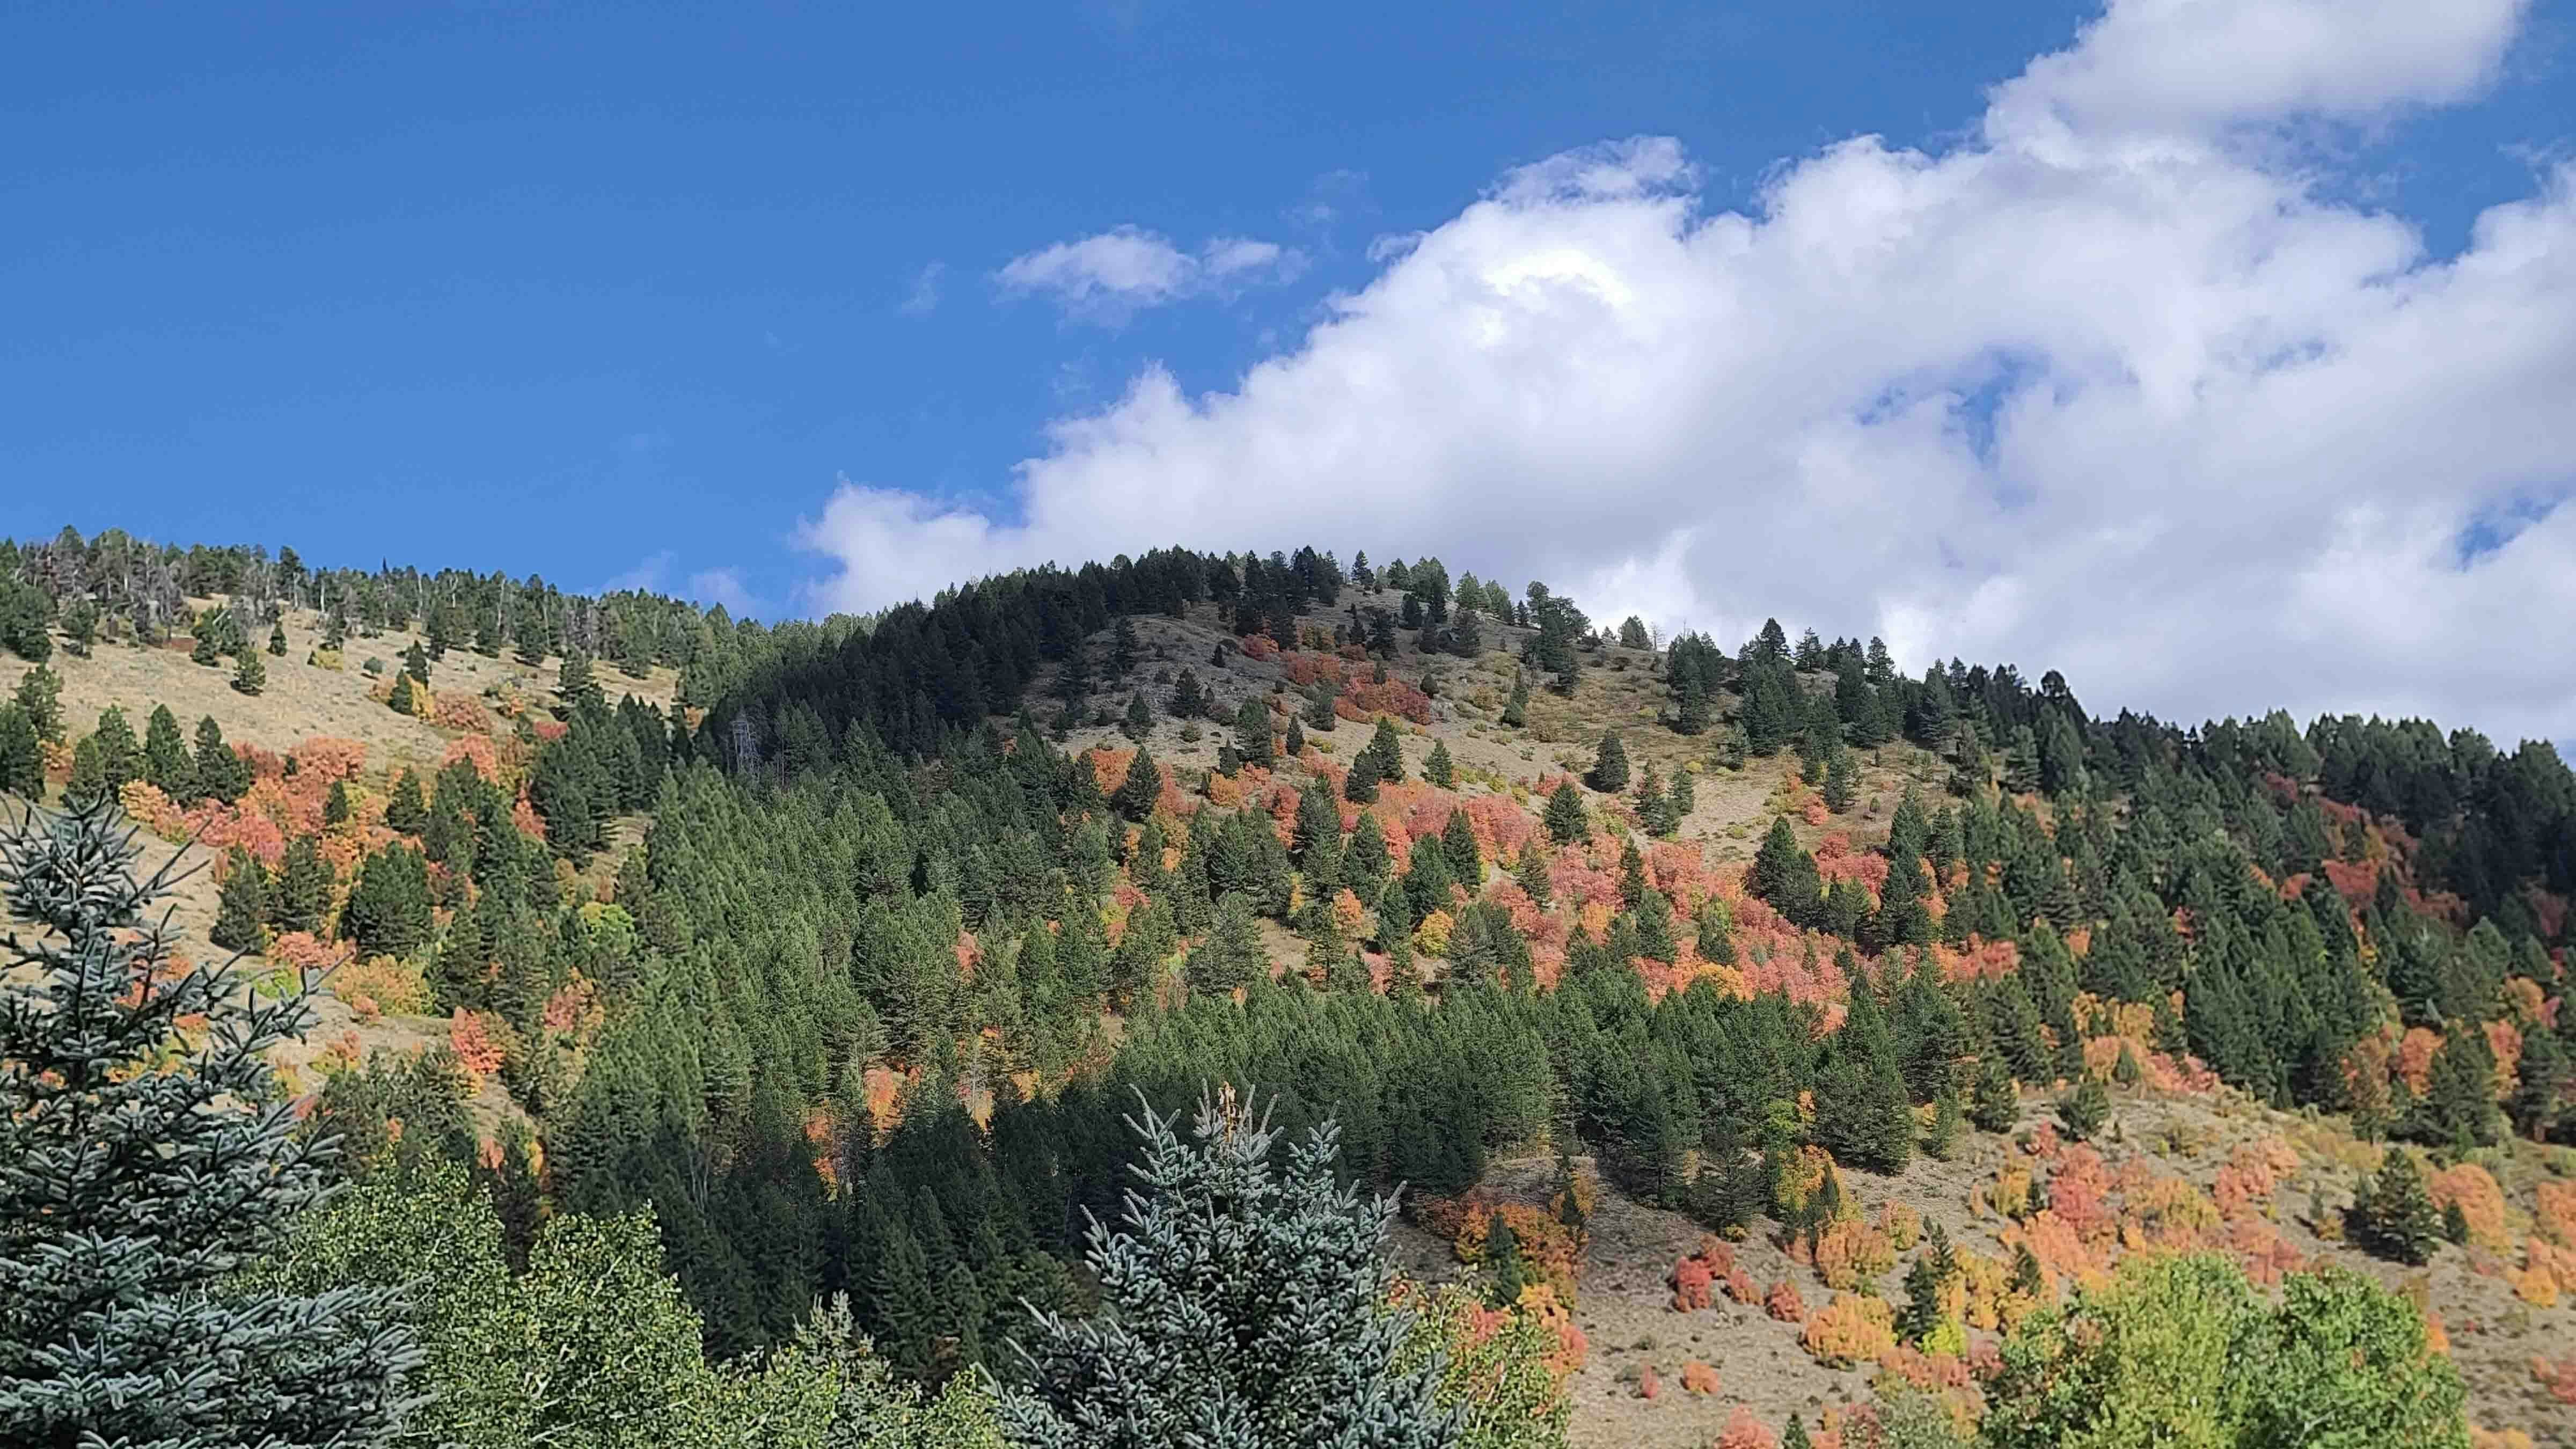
[6, 2, 2575, 738]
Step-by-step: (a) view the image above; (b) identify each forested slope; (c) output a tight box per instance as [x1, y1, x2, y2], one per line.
[5, 528, 2572, 1447]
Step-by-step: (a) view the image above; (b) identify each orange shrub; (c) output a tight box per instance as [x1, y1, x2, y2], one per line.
[2428, 1161, 2508, 1250]
[1813, 1217, 1896, 1292]
[1635, 1364, 1659, 1401]
[449, 1009, 505, 1086]
[2535, 1354, 2576, 1406]
[1764, 1278, 1807, 1323]
[1714, 1406, 1777, 1449]
[1679, 1360, 1719, 1396]
[1802, 1292, 1898, 1367]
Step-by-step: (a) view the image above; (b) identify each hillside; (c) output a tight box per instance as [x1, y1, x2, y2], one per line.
[5, 535, 2574, 1447]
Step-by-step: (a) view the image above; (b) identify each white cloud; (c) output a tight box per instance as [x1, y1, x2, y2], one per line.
[603, 551, 673, 595]
[996, 226, 1306, 320]
[688, 568, 762, 618]
[898, 261, 948, 317]
[806, 0, 2576, 743]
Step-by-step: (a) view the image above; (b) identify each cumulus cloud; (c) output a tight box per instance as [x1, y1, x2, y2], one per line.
[804, 0, 2576, 742]
[996, 225, 1307, 319]
[688, 567, 762, 618]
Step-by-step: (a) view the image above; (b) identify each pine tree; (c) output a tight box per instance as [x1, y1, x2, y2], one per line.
[2420, 1025, 2499, 1149]
[1344, 751, 1380, 803]
[142, 704, 194, 800]
[1169, 667, 1207, 720]
[995, 1091, 1455, 1448]
[1424, 739, 1454, 788]
[403, 639, 433, 687]
[2058, 1074, 2110, 1140]
[1587, 731, 1629, 793]
[210, 848, 269, 952]
[193, 715, 249, 803]
[324, 778, 354, 828]
[1970, 1057, 2018, 1133]
[1364, 718, 1405, 784]
[2357, 1147, 2443, 1265]
[14, 666, 63, 743]
[1235, 694, 1274, 766]
[0, 796, 416, 1446]
[558, 651, 601, 713]
[232, 647, 267, 696]
[1187, 892, 1269, 994]
[267, 619, 289, 656]
[1110, 745, 1161, 821]
[345, 843, 434, 957]
[1501, 670, 1529, 728]
[385, 768, 428, 834]
[273, 834, 332, 936]
[0, 707, 40, 801]
[1821, 747, 1857, 812]
[1123, 691, 1153, 742]
[1543, 782, 1588, 845]
[1924, 1091, 1962, 1160]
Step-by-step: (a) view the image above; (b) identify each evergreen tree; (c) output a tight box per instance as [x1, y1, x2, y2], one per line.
[345, 843, 434, 957]
[1586, 731, 1629, 793]
[2058, 1074, 2110, 1141]
[995, 1092, 1457, 1449]
[0, 796, 416, 1447]
[193, 716, 250, 803]
[268, 618, 289, 656]
[1970, 1057, 2018, 1134]
[1169, 667, 1207, 720]
[1821, 748, 1857, 812]
[1235, 694, 1274, 767]
[403, 639, 433, 687]
[14, 666, 63, 743]
[2419, 1025, 2499, 1150]
[210, 848, 269, 952]
[0, 707, 40, 801]
[1500, 670, 1529, 729]
[325, 778, 354, 828]
[385, 768, 429, 834]
[1110, 745, 1162, 821]
[1364, 718, 1406, 784]
[1344, 752, 1381, 804]
[1542, 783, 1587, 845]
[273, 834, 332, 936]
[1123, 692, 1154, 742]
[2357, 1148, 2443, 1265]
[558, 651, 602, 713]
[232, 647, 267, 696]
[1424, 740, 1454, 789]
[1187, 892, 1268, 994]
[142, 704, 194, 800]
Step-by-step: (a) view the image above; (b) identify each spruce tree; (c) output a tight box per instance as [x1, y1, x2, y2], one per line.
[324, 778, 354, 828]
[1364, 718, 1405, 784]
[267, 618, 289, 656]
[1235, 694, 1274, 767]
[193, 716, 249, 803]
[232, 647, 267, 696]
[1123, 692, 1154, 742]
[0, 796, 416, 1446]
[1586, 731, 1629, 793]
[1109, 745, 1161, 821]
[210, 848, 269, 952]
[14, 666, 63, 744]
[403, 639, 433, 687]
[995, 1091, 1457, 1448]
[1970, 1057, 2018, 1133]
[385, 768, 429, 834]
[345, 842, 433, 957]
[1344, 752, 1380, 804]
[1501, 671, 1529, 729]
[1424, 739, 1454, 789]
[2357, 1147, 2442, 1265]
[557, 651, 601, 713]
[1542, 782, 1588, 845]
[273, 834, 332, 936]
[142, 704, 194, 800]
[2058, 1074, 2110, 1141]
[1821, 747, 1857, 812]
[0, 707, 40, 801]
